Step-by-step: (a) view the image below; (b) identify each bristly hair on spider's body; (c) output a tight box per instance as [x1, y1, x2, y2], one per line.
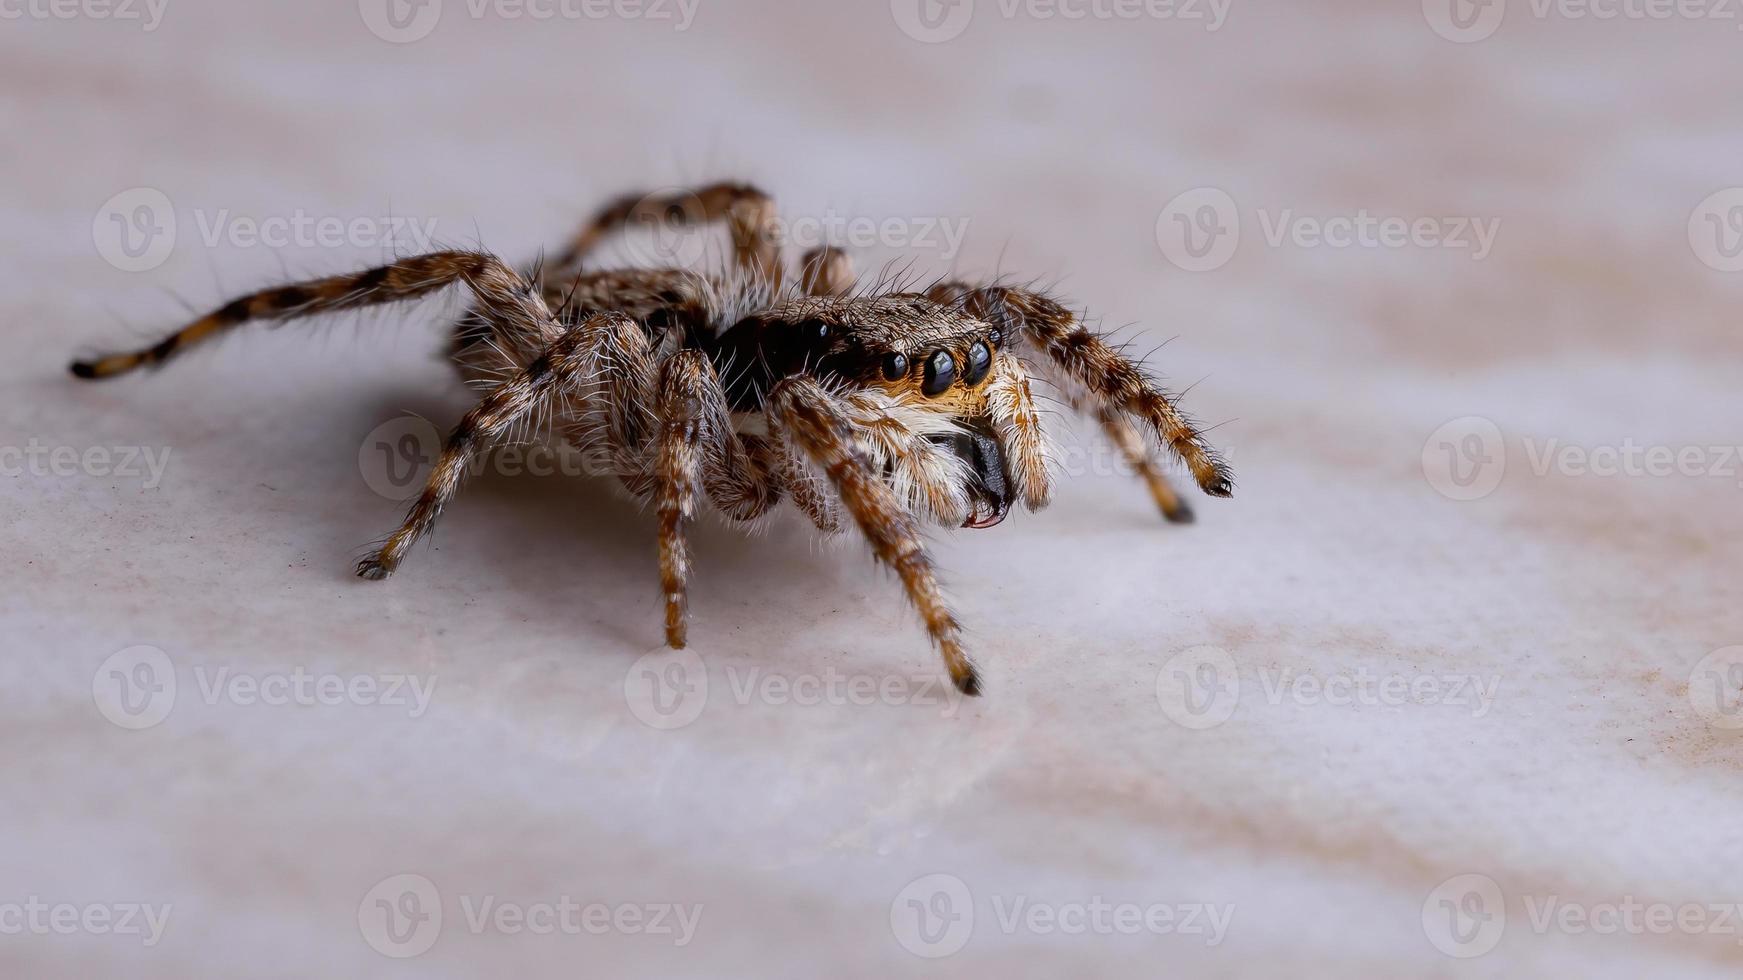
[69, 181, 1234, 697]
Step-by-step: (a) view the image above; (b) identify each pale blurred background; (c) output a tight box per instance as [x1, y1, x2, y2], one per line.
[5, 1, 1743, 976]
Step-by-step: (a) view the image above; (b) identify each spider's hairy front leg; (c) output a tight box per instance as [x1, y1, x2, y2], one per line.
[935, 284, 1234, 498]
[768, 377, 980, 696]
[549, 181, 782, 288]
[71, 251, 558, 380]
[653, 350, 785, 647]
[799, 246, 855, 297]
[355, 312, 630, 580]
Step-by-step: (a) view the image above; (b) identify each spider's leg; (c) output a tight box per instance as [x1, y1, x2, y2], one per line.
[652, 350, 786, 647]
[768, 377, 979, 696]
[549, 181, 782, 288]
[930, 283, 1233, 499]
[1095, 407, 1194, 524]
[355, 312, 630, 580]
[70, 251, 557, 380]
[799, 246, 855, 297]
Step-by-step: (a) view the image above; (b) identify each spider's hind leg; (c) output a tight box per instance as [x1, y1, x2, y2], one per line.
[549, 181, 783, 288]
[70, 251, 559, 380]
[355, 312, 629, 579]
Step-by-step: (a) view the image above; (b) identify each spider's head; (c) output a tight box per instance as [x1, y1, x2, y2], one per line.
[718, 295, 1018, 528]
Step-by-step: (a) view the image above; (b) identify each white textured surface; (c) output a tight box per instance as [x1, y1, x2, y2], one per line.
[6, 2, 1743, 976]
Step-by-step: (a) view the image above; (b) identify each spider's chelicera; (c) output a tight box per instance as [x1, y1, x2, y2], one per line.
[71, 182, 1234, 696]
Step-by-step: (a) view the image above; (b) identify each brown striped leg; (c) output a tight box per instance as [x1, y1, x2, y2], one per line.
[799, 246, 855, 297]
[768, 377, 980, 696]
[549, 182, 783, 288]
[70, 251, 559, 381]
[355, 312, 633, 580]
[932, 283, 1234, 499]
[653, 350, 785, 647]
[1096, 407, 1194, 523]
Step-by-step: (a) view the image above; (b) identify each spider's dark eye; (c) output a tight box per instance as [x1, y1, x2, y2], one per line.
[882, 351, 909, 381]
[987, 327, 1003, 348]
[922, 350, 956, 397]
[963, 341, 992, 387]
[798, 319, 831, 343]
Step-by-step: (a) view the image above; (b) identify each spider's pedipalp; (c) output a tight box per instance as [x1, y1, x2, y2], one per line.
[981, 353, 1052, 512]
[768, 376, 980, 697]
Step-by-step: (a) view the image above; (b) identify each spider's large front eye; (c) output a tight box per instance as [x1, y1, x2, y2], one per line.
[922, 350, 956, 397]
[882, 352, 909, 381]
[963, 341, 992, 387]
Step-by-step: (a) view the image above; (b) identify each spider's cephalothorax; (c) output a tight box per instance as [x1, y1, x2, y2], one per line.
[70, 182, 1234, 696]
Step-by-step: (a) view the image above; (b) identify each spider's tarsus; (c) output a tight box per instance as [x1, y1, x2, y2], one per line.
[1200, 464, 1235, 499]
[69, 360, 101, 380]
[355, 556, 394, 581]
[953, 664, 982, 698]
[1163, 500, 1196, 525]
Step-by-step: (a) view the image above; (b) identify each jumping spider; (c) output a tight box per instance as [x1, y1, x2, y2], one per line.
[71, 182, 1234, 695]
